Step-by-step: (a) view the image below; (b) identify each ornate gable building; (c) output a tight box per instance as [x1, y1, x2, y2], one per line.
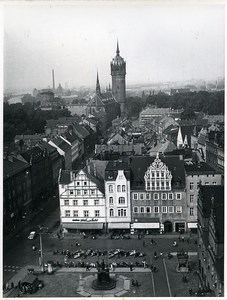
[130, 154, 187, 234]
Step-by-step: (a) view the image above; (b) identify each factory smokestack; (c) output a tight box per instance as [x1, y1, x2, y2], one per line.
[52, 69, 55, 91]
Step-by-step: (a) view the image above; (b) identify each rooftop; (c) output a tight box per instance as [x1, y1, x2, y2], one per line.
[185, 161, 219, 174]
[4, 156, 29, 180]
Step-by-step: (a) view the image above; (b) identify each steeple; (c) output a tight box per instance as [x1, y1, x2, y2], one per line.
[116, 40, 120, 56]
[96, 71, 101, 93]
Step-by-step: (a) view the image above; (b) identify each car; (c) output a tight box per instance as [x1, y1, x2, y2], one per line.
[28, 231, 36, 240]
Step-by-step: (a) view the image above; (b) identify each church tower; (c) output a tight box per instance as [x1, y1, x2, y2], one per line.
[111, 41, 126, 115]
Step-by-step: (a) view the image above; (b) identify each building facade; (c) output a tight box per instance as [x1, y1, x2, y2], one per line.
[105, 161, 131, 232]
[59, 169, 106, 232]
[111, 42, 126, 115]
[3, 156, 32, 234]
[130, 154, 187, 234]
[185, 161, 222, 232]
[197, 186, 224, 296]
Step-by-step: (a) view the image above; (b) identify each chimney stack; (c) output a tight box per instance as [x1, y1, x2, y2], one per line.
[52, 69, 55, 91]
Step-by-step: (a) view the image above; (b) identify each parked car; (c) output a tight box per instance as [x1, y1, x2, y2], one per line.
[28, 231, 36, 240]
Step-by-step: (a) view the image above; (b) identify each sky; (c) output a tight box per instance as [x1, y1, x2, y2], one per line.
[3, 2, 225, 92]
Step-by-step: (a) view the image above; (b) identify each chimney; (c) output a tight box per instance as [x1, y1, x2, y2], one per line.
[52, 69, 55, 91]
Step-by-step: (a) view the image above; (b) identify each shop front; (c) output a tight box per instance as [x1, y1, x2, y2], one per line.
[187, 222, 197, 234]
[131, 218, 160, 235]
[62, 222, 104, 233]
[107, 222, 131, 234]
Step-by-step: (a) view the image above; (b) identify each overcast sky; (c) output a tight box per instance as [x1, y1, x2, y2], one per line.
[3, 3, 225, 92]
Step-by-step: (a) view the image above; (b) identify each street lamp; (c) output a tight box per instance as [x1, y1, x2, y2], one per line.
[39, 226, 45, 272]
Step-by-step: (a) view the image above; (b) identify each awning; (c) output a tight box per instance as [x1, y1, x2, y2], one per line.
[63, 223, 104, 230]
[108, 223, 130, 229]
[188, 223, 197, 229]
[133, 223, 160, 229]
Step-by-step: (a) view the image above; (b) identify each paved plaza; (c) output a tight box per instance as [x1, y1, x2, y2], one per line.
[4, 252, 203, 298]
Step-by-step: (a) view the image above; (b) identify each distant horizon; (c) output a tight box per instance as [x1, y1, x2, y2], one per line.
[4, 76, 225, 95]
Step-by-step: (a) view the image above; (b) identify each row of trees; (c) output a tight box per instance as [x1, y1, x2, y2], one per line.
[126, 91, 224, 119]
[4, 102, 71, 143]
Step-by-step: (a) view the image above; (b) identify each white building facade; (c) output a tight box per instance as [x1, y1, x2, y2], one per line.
[59, 169, 106, 232]
[105, 161, 131, 232]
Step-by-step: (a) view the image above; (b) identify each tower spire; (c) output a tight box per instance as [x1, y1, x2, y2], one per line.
[96, 71, 101, 93]
[116, 40, 120, 56]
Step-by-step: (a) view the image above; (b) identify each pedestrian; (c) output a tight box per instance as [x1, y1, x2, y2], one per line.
[11, 282, 14, 289]
[181, 236, 185, 243]
[154, 251, 157, 258]
[135, 280, 140, 287]
[160, 252, 163, 258]
[130, 264, 133, 271]
[189, 288, 193, 295]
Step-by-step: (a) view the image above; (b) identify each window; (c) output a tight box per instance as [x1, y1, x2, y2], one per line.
[73, 210, 78, 217]
[161, 181, 165, 188]
[119, 197, 125, 204]
[146, 193, 150, 200]
[95, 210, 100, 217]
[65, 210, 70, 217]
[146, 206, 151, 213]
[109, 197, 113, 205]
[94, 200, 99, 206]
[84, 181, 87, 186]
[84, 210, 89, 217]
[84, 190, 88, 195]
[213, 182, 217, 185]
[190, 195, 194, 203]
[140, 206, 145, 213]
[176, 206, 182, 213]
[77, 190, 81, 195]
[152, 172, 155, 178]
[117, 185, 121, 192]
[91, 190, 95, 195]
[168, 193, 173, 200]
[190, 207, 194, 216]
[109, 185, 113, 193]
[64, 200, 69, 206]
[77, 182, 80, 186]
[110, 209, 114, 217]
[176, 193, 181, 200]
[168, 206, 174, 213]
[122, 185, 126, 192]
[147, 182, 150, 190]
[157, 172, 160, 178]
[140, 193, 144, 200]
[161, 172, 164, 178]
[70, 190, 74, 195]
[154, 206, 159, 213]
[133, 193, 138, 200]
[190, 182, 194, 190]
[118, 209, 126, 217]
[73, 200, 78, 206]
[162, 193, 167, 200]
[83, 200, 88, 206]
[162, 206, 167, 213]
[133, 206, 138, 213]
[153, 193, 159, 200]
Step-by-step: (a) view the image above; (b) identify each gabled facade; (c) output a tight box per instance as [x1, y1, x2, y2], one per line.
[59, 169, 106, 232]
[49, 136, 72, 170]
[105, 161, 131, 231]
[130, 154, 187, 234]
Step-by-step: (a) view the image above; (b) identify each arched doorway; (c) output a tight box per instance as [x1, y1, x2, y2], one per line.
[164, 221, 172, 233]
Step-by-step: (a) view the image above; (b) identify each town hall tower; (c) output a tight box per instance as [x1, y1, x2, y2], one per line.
[111, 41, 126, 115]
